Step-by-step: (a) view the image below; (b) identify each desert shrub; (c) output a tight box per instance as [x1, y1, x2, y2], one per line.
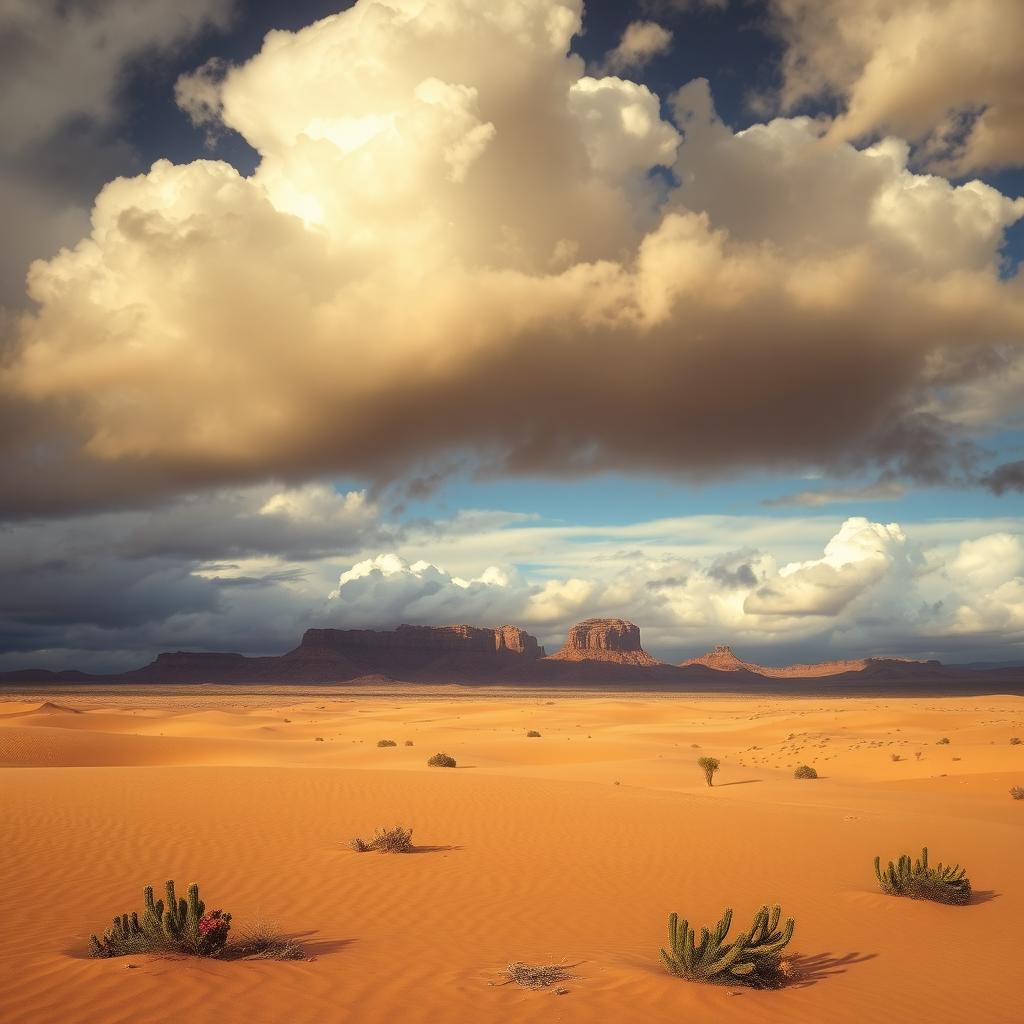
[1011, 737, 1022, 745]
[226, 919, 306, 960]
[874, 847, 971, 905]
[404, 740, 414, 746]
[526, 730, 541, 738]
[427, 752, 457, 768]
[937, 737, 950, 744]
[377, 739, 397, 748]
[504, 962, 572, 989]
[351, 825, 414, 853]
[793, 765, 818, 779]
[891, 753, 903, 762]
[1010, 786, 1024, 800]
[89, 881, 231, 958]
[660, 905, 794, 987]
[698, 756, 720, 786]
[314, 737, 324, 742]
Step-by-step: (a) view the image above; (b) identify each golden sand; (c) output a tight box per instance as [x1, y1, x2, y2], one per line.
[1, 688, 1021, 1023]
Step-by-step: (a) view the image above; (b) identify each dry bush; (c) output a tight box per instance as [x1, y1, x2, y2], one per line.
[526, 730, 542, 738]
[503, 961, 573, 989]
[936, 737, 950, 744]
[404, 740, 414, 746]
[698, 756, 720, 786]
[225, 919, 306, 960]
[427, 752, 457, 768]
[377, 739, 397, 748]
[1010, 786, 1024, 800]
[891, 753, 902, 762]
[350, 825, 414, 853]
[793, 765, 818, 779]
[1011, 737, 1022, 745]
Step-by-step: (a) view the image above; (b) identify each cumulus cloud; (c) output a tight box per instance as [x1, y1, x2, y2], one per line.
[315, 515, 1024, 662]
[0, 483, 384, 670]
[0, 0, 234, 306]
[597, 21, 673, 75]
[767, 0, 1024, 173]
[1, 0, 1023, 518]
[325, 553, 521, 626]
[744, 518, 910, 616]
[4, 508, 1024, 670]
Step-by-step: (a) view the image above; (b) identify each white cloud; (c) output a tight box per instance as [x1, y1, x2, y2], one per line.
[2, 0, 1023, 517]
[597, 21, 673, 75]
[0, 0, 234, 306]
[326, 552, 520, 625]
[744, 517, 909, 616]
[768, 0, 1024, 173]
[3, 504, 1024, 669]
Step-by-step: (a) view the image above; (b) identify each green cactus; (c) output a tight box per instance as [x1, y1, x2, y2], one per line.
[660, 905, 795, 986]
[88, 881, 231, 957]
[873, 847, 971, 905]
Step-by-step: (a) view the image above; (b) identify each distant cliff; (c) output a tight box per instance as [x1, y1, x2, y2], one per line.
[1, 621, 1020, 693]
[549, 618, 659, 666]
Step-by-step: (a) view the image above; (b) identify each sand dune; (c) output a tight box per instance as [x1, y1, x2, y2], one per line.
[1, 688, 1022, 1023]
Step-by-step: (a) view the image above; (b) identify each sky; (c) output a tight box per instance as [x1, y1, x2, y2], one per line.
[1, 0, 1023, 672]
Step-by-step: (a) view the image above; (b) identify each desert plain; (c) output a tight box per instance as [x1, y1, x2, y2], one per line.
[1, 686, 1022, 1024]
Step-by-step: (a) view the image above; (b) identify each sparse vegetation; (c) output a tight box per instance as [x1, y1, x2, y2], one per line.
[351, 825, 414, 853]
[503, 961, 573, 989]
[793, 765, 818, 779]
[404, 740, 414, 746]
[89, 881, 231, 958]
[526, 730, 541, 738]
[1010, 786, 1024, 800]
[891, 753, 902, 762]
[227, 919, 306, 960]
[660, 905, 795, 987]
[1011, 737, 1022, 745]
[937, 737, 950, 744]
[874, 847, 971, 905]
[377, 739, 397, 748]
[427, 752, 457, 768]
[698, 756, 720, 786]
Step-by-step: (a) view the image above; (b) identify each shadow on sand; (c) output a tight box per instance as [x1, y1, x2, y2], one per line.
[967, 890, 999, 905]
[785, 951, 876, 988]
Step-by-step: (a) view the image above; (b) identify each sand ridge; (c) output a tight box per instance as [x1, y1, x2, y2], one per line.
[1, 689, 1022, 1023]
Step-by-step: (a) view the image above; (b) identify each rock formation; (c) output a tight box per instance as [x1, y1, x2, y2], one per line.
[680, 645, 940, 679]
[550, 618, 660, 666]
[680, 644, 755, 673]
[288, 624, 543, 660]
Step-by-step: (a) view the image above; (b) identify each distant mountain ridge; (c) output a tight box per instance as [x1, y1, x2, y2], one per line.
[2, 620, 1022, 693]
[678, 644, 939, 678]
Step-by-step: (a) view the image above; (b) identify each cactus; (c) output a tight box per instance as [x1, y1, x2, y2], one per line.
[697, 756, 720, 786]
[88, 882, 231, 957]
[660, 905, 795, 986]
[873, 847, 971, 905]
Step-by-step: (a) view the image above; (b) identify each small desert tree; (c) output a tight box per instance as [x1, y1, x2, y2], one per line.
[698, 756, 720, 787]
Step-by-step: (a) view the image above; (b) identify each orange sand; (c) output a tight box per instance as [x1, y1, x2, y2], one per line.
[1, 688, 1022, 1023]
